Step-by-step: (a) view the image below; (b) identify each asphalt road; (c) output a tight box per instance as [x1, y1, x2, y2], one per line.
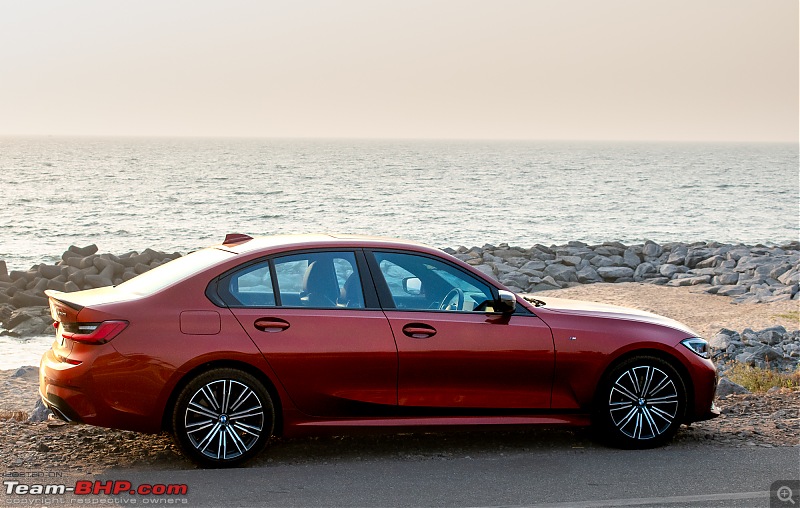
[95, 441, 799, 508]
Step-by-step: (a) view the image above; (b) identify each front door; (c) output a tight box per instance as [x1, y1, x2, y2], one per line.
[370, 250, 554, 409]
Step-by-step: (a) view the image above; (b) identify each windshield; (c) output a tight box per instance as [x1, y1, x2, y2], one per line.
[117, 248, 234, 295]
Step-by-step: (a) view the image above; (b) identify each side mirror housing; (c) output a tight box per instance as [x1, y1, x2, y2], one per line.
[496, 290, 516, 314]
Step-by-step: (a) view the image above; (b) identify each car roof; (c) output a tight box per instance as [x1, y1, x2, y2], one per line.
[214, 233, 437, 256]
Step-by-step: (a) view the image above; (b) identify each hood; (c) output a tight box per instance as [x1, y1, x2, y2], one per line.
[530, 296, 699, 337]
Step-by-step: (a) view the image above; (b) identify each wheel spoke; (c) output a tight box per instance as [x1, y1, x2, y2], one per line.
[649, 405, 676, 423]
[198, 422, 222, 453]
[186, 419, 215, 435]
[226, 427, 246, 454]
[188, 402, 220, 420]
[229, 386, 253, 413]
[612, 382, 639, 402]
[641, 407, 658, 437]
[640, 367, 654, 398]
[648, 394, 678, 404]
[647, 376, 672, 397]
[201, 385, 219, 411]
[229, 405, 263, 420]
[233, 422, 262, 438]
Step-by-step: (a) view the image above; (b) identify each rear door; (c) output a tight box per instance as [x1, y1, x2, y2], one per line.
[222, 250, 398, 417]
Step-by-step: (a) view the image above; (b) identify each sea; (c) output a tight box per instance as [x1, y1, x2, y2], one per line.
[0, 137, 798, 369]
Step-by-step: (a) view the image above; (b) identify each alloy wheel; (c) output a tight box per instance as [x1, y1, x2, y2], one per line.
[607, 365, 679, 440]
[183, 379, 265, 460]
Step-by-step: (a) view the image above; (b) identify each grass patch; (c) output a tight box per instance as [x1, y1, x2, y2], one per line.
[773, 310, 799, 321]
[727, 364, 800, 392]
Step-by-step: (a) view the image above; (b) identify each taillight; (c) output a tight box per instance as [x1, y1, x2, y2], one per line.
[61, 320, 129, 344]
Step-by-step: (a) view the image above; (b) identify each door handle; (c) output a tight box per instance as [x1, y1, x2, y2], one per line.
[402, 323, 436, 339]
[254, 317, 290, 333]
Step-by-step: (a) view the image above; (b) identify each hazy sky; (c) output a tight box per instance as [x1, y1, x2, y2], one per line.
[1, 0, 797, 142]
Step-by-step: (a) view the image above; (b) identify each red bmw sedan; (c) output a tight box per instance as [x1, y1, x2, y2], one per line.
[40, 234, 719, 467]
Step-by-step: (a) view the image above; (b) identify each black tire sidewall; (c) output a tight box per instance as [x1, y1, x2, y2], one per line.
[595, 356, 687, 449]
[172, 368, 274, 468]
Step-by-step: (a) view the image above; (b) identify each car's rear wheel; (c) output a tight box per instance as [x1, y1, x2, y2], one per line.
[595, 356, 686, 448]
[172, 368, 274, 468]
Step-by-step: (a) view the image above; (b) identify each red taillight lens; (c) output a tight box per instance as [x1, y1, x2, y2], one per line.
[61, 320, 129, 344]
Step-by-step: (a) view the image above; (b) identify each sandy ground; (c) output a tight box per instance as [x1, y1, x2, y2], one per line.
[0, 283, 797, 473]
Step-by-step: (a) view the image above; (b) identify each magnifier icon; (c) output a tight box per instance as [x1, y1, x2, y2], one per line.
[778, 486, 796, 504]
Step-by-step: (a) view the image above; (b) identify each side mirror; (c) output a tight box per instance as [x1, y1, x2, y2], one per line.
[496, 290, 516, 314]
[403, 277, 422, 295]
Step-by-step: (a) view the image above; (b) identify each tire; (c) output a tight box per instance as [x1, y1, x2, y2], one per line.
[172, 368, 274, 468]
[594, 356, 686, 449]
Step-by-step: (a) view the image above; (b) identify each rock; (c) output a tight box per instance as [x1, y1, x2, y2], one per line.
[557, 256, 582, 267]
[11, 365, 37, 378]
[758, 326, 787, 346]
[9, 316, 50, 336]
[747, 345, 782, 362]
[11, 291, 48, 308]
[596, 266, 634, 281]
[716, 377, 750, 398]
[642, 241, 662, 258]
[472, 264, 496, 280]
[709, 333, 733, 350]
[543, 264, 577, 283]
[589, 256, 616, 268]
[711, 272, 739, 285]
[696, 255, 724, 269]
[84, 274, 113, 289]
[68, 244, 99, 257]
[622, 249, 640, 269]
[666, 246, 688, 265]
[717, 286, 747, 297]
[685, 248, 710, 268]
[519, 260, 546, 274]
[576, 265, 602, 283]
[659, 264, 682, 278]
[633, 262, 657, 281]
[665, 275, 710, 287]
[37, 264, 62, 279]
[27, 399, 51, 423]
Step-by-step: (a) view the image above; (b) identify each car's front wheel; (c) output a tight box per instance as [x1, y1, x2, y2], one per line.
[595, 356, 686, 448]
[172, 368, 274, 468]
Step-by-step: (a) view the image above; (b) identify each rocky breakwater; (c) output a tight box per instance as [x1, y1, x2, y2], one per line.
[443, 240, 800, 303]
[710, 325, 799, 396]
[0, 245, 181, 336]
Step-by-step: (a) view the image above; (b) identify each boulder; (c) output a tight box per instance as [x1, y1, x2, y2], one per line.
[597, 266, 635, 281]
[543, 264, 577, 283]
[11, 291, 48, 308]
[576, 265, 603, 283]
[642, 241, 662, 258]
[622, 249, 640, 269]
[27, 398, 51, 423]
[68, 244, 99, 256]
[716, 377, 749, 398]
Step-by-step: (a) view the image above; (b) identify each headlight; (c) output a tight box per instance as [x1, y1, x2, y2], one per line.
[681, 337, 710, 359]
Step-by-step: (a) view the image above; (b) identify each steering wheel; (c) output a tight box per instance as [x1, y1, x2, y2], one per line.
[439, 288, 465, 311]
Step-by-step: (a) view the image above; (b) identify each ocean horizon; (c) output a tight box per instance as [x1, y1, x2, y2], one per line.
[1, 137, 797, 272]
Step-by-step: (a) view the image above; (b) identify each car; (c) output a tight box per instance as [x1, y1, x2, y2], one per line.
[40, 234, 719, 467]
